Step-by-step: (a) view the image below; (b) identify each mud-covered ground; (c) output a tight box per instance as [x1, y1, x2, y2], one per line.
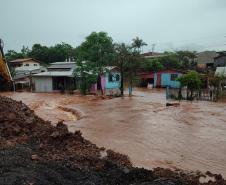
[2, 96, 226, 184]
[2, 90, 226, 178]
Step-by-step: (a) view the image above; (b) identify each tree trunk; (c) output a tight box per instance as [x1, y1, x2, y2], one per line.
[97, 74, 103, 96]
[129, 70, 133, 97]
[190, 90, 193, 100]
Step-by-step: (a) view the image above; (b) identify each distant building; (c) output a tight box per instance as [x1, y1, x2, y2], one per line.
[215, 67, 226, 77]
[9, 58, 41, 72]
[214, 51, 226, 68]
[196, 51, 218, 70]
[140, 70, 182, 88]
[32, 62, 76, 93]
[9, 58, 46, 90]
[90, 66, 121, 96]
[141, 52, 165, 59]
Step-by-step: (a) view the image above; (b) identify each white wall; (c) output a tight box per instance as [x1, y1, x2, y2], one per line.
[32, 76, 53, 92]
[16, 61, 40, 71]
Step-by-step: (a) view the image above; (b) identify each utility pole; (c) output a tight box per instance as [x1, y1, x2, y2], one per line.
[151, 43, 156, 55]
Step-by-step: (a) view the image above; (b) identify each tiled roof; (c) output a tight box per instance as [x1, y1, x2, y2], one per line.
[47, 62, 76, 70]
[9, 58, 40, 63]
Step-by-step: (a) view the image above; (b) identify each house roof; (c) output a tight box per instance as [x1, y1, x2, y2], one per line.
[141, 52, 165, 59]
[9, 58, 40, 64]
[47, 62, 76, 70]
[50, 62, 76, 65]
[13, 73, 30, 80]
[33, 71, 74, 77]
[196, 51, 218, 64]
[105, 66, 120, 71]
[214, 51, 226, 60]
[215, 67, 226, 76]
[142, 52, 163, 56]
[13, 68, 47, 80]
[33, 62, 76, 77]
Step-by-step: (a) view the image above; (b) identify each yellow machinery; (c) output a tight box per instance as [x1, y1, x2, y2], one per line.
[0, 39, 13, 88]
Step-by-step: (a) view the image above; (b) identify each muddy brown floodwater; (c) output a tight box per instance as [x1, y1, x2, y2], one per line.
[2, 89, 226, 177]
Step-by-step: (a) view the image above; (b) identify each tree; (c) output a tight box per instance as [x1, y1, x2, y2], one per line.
[5, 50, 24, 62]
[75, 61, 98, 95]
[76, 32, 115, 95]
[178, 71, 202, 100]
[142, 58, 164, 72]
[115, 43, 131, 96]
[29, 44, 49, 64]
[132, 37, 147, 53]
[29, 43, 74, 64]
[124, 37, 147, 96]
[21, 46, 30, 57]
[158, 53, 181, 69]
[176, 50, 197, 69]
[209, 74, 226, 101]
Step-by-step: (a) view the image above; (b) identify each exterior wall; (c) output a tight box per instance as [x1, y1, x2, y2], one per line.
[105, 72, 121, 96]
[16, 61, 40, 71]
[214, 56, 226, 67]
[90, 75, 106, 94]
[32, 76, 53, 92]
[105, 72, 120, 89]
[197, 63, 206, 69]
[160, 73, 181, 88]
[90, 72, 121, 96]
[153, 72, 181, 88]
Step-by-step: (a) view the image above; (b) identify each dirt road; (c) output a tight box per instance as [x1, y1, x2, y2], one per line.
[2, 89, 226, 177]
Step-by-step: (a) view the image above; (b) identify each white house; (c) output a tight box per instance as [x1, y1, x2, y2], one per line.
[9, 58, 41, 72]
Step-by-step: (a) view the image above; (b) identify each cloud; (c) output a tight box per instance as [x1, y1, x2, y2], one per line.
[0, 0, 226, 52]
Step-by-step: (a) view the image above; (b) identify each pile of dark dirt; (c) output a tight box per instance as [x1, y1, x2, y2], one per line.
[0, 96, 225, 185]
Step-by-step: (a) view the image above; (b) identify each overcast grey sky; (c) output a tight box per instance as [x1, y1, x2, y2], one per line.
[1, 0, 226, 52]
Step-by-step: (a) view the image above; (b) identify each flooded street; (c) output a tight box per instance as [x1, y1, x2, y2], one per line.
[2, 89, 226, 177]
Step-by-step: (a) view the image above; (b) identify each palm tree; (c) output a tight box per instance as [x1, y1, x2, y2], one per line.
[132, 37, 147, 53]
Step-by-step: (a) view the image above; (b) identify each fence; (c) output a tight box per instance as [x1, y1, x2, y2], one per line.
[166, 87, 223, 101]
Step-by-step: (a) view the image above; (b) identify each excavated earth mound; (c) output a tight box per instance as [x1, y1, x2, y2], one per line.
[0, 96, 225, 185]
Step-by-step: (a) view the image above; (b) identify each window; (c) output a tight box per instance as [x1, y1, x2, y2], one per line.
[116, 74, 120, 81]
[34, 64, 38, 66]
[171, 74, 178, 81]
[108, 73, 120, 82]
[24, 64, 29, 66]
[108, 74, 113, 82]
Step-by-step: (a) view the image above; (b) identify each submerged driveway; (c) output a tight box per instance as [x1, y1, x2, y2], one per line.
[2, 89, 226, 177]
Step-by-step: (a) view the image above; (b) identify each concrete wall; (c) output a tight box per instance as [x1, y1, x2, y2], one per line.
[32, 76, 53, 92]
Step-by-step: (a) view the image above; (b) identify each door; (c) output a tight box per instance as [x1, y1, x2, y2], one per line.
[157, 73, 161, 87]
